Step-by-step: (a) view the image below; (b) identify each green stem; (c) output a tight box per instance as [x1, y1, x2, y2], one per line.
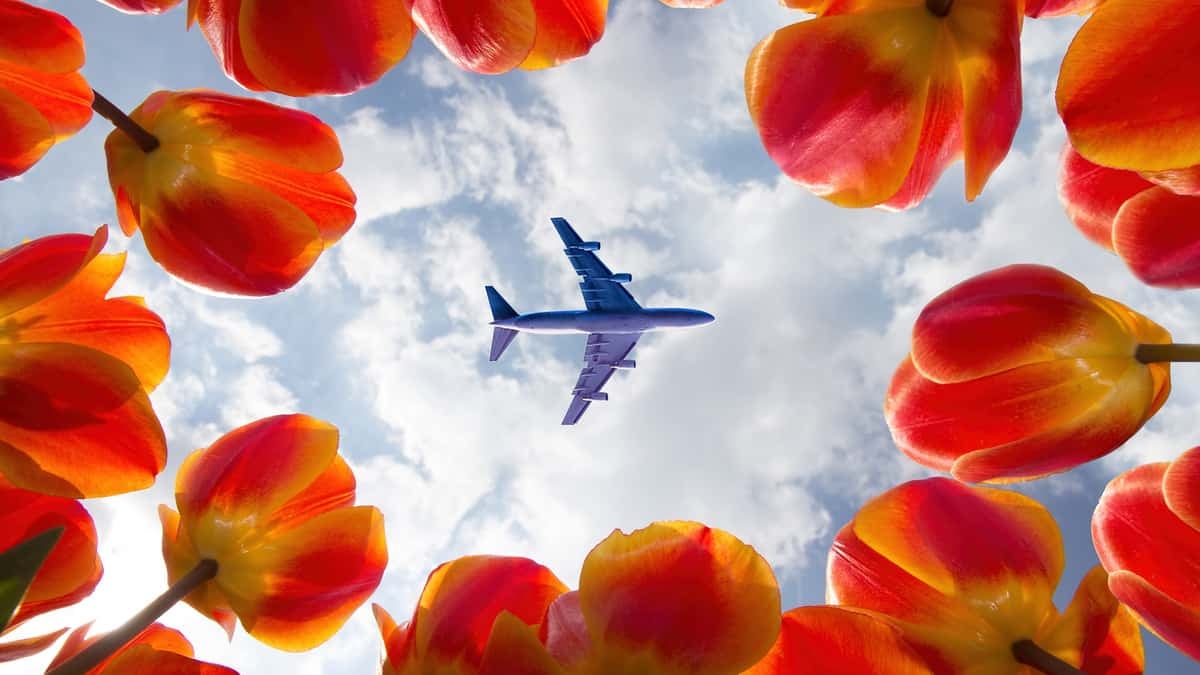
[46, 559, 217, 675]
[925, 0, 953, 16]
[1135, 343, 1200, 363]
[90, 89, 159, 153]
[1012, 640, 1086, 675]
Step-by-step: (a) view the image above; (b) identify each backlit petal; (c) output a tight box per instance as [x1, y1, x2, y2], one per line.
[1024, 0, 1102, 18]
[1164, 446, 1200, 532]
[578, 521, 780, 675]
[1142, 165, 1200, 197]
[0, 343, 165, 497]
[478, 611, 565, 675]
[96, 0, 183, 13]
[411, 0, 537, 74]
[520, 0, 607, 70]
[159, 505, 236, 638]
[1038, 566, 1144, 674]
[48, 622, 236, 674]
[0, 629, 68, 663]
[0, 227, 104, 319]
[1058, 141, 1154, 251]
[1058, 0, 1200, 171]
[743, 606, 932, 675]
[1093, 462, 1200, 661]
[1112, 186, 1200, 288]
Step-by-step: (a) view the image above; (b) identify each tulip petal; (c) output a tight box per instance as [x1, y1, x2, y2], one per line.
[1039, 566, 1144, 674]
[1058, 0, 1200, 171]
[0, 343, 165, 498]
[478, 611, 566, 675]
[541, 591, 590, 669]
[8, 251, 170, 390]
[744, 606, 932, 675]
[373, 604, 411, 675]
[1024, 0, 1102, 18]
[746, 10, 951, 208]
[95, 0, 184, 13]
[1058, 142, 1155, 251]
[0, 628, 68, 663]
[219, 505, 386, 651]
[519, 0, 607, 70]
[1142, 165, 1200, 197]
[0, 227, 104, 319]
[1164, 446, 1200, 532]
[159, 505, 237, 638]
[411, 0, 537, 74]
[0, 478, 100, 629]
[48, 622, 236, 674]
[578, 521, 780, 675]
[1112, 185, 1200, 288]
[1093, 462, 1200, 661]
[0, 1, 85, 71]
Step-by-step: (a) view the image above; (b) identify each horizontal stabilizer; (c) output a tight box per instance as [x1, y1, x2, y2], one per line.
[485, 285, 518, 321]
[490, 327, 518, 362]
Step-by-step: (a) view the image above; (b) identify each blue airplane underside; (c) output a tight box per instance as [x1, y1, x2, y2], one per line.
[486, 217, 714, 425]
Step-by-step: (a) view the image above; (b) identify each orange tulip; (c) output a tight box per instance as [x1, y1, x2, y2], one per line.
[745, 0, 1022, 209]
[159, 414, 386, 651]
[410, 0, 607, 74]
[1093, 449, 1200, 662]
[104, 90, 356, 296]
[886, 264, 1172, 483]
[1058, 0, 1200, 173]
[0, 477, 101, 663]
[48, 623, 236, 674]
[375, 556, 567, 675]
[743, 606, 932, 675]
[186, 0, 414, 96]
[95, 0, 182, 13]
[0, 0, 92, 180]
[829, 477, 1144, 674]
[1060, 141, 1200, 288]
[0, 226, 168, 497]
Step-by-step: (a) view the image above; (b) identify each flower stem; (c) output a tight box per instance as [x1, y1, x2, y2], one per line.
[46, 559, 217, 675]
[90, 89, 159, 153]
[1135, 343, 1200, 363]
[926, 0, 953, 16]
[1012, 640, 1086, 675]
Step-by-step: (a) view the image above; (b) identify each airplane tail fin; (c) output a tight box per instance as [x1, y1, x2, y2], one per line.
[489, 327, 518, 362]
[485, 285, 518, 321]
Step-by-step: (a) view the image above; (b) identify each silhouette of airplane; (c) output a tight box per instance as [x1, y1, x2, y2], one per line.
[486, 217, 715, 425]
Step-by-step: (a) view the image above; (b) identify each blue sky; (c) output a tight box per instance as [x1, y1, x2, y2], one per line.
[3, 1, 1199, 672]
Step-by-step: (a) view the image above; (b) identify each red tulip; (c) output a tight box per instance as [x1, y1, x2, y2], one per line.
[0, 477, 100, 663]
[159, 414, 386, 651]
[1060, 141, 1200, 288]
[375, 556, 567, 675]
[0, 0, 92, 180]
[745, 0, 1022, 209]
[1058, 0, 1200, 173]
[186, 1, 413, 97]
[411, 0, 608, 74]
[104, 90, 356, 296]
[1093, 450, 1200, 662]
[95, 0, 182, 13]
[48, 623, 236, 674]
[0, 227, 168, 497]
[743, 606, 932, 674]
[886, 264, 1171, 483]
[829, 477, 1144, 673]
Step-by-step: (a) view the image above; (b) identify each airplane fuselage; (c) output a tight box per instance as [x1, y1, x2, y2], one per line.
[493, 308, 714, 335]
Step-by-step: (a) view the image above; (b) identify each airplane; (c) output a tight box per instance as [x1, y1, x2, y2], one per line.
[486, 217, 715, 425]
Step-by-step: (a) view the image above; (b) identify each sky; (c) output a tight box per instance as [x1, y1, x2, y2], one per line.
[3, 1, 1199, 673]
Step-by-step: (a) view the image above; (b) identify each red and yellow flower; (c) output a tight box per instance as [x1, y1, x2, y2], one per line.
[159, 414, 387, 651]
[411, 0, 608, 74]
[1093, 447, 1200, 662]
[104, 90, 356, 296]
[375, 555, 568, 675]
[48, 623, 236, 674]
[745, 0, 1022, 209]
[187, 0, 414, 96]
[1059, 141, 1200, 288]
[744, 606, 932, 675]
[0, 477, 101, 663]
[0, 227, 168, 498]
[829, 477, 1143, 673]
[0, 0, 92, 180]
[886, 264, 1171, 483]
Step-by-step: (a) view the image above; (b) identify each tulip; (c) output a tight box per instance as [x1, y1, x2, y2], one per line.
[103, 89, 356, 296]
[0, 226, 168, 497]
[1093, 449, 1200, 662]
[186, 0, 414, 96]
[375, 556, 567, 674]
[886, 264, 1174, 483]
[1059, 142, 1200, 288]
[745, 0, 1022, 209]
[411, 0, 607, 74]
[48, 623, 236, 675]
[95, 0, 182, 13]
[0, 478, 100, 663]
[1058, 0, 1200, 173]
[829, 477, 1144, 674]
[0, 0, 92, 180]
[743, 606, 932, 674]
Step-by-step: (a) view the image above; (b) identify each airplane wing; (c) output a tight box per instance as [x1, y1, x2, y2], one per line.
[562, 332, 639, 425]
[551, 217, 640, 312]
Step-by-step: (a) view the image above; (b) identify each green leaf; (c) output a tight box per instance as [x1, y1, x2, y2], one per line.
[0, 526, 64, 633]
